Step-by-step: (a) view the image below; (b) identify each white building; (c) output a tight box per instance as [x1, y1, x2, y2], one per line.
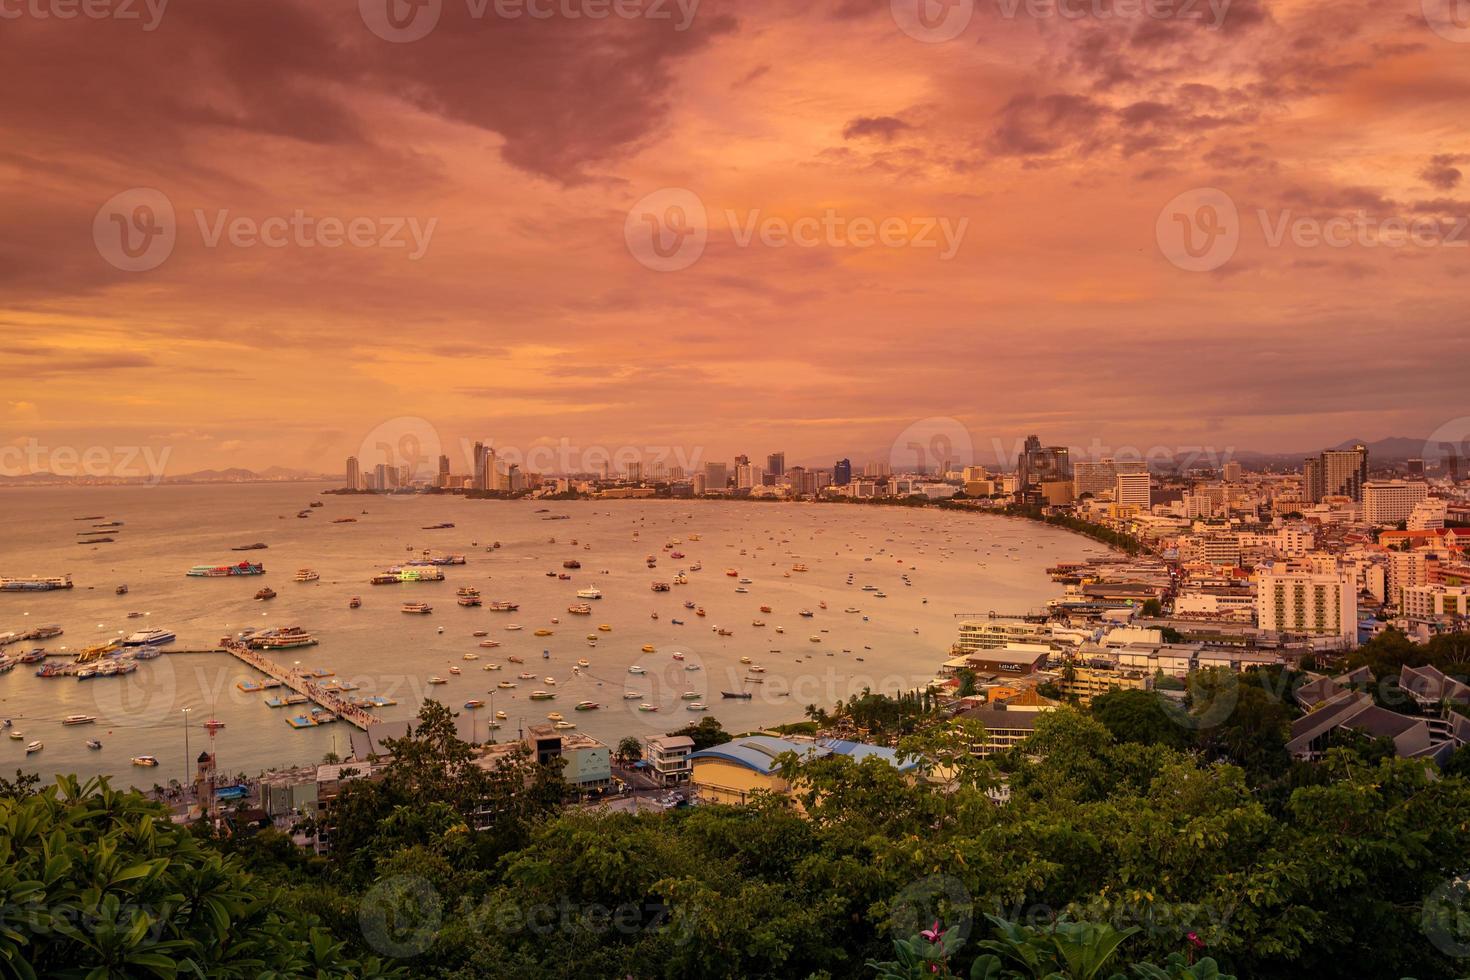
[1363, 481, 1429, 526]
[1256, 568, 1357, 644]
[1402, 585, 1470, 619]
[1408, 498, 1448, 531]
[1115, 472, 1151, 512]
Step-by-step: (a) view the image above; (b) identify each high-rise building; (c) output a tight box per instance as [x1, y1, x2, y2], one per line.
[1072, 459, 1117, 497]
[692, 473, 708, 494]
[438, 454, 450, 487]
[1407, 458, 1425, 477]
[1443, 443, 1464, 482]
[481, 448, 499, 492]
[1363, 480, 1429, 525]
[472, 441, 486, 491]
[833, 459, 852, 486]
[864, 460, 892, 478]
[766, 452, 785, 478]
[1115, 472, 1151, 511]
[1018, 435, 1071, 489]
[345, 456, 360, 491]
[1256, 568, 1357, 644]
[735, 463, 756, 489]
[1223, 461, 1242, 483]
[626, 461, 642, 483]
[703, 462, 728, 491]
[1304, 445, 1368, 503]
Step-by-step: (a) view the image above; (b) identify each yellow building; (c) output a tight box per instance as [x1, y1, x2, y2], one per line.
[1059, 666, 1151, 705]
[689, 735, 919, 805]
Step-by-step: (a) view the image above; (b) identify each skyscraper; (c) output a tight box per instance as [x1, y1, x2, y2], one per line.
[438, 454, 450, 487]
[345, 456, 360, 491]
[833, 459, 852, 486]
[1115, 471, 1151, 511]
[1304, 445, 1368, 502]
[766, 452, 785, 478]
[1018, 435, 1071, 489]
[471, 441, 486, 491]
[704, 461, 728, 490]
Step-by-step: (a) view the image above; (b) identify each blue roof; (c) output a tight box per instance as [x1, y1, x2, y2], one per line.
[689, 735, 918, 775]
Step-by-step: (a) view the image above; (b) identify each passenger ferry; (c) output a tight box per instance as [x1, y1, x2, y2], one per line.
[576, 587, 603, 600]
[294, 569, 321, 583]
[124, 629, 175, 646]
[401, 602, 433, 614]
[187, 562, 264, 577]
[0, 575, 74, 592]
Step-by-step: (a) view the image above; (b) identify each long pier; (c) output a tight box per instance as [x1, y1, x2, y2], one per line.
[222, 640, 380, 730]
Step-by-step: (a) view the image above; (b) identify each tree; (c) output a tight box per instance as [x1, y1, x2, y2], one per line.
[1141, 598, 1164, 617]
[0, 776, 398, 977]
[1090, 689, 1193, 751]
[666, 716, 732, 751]
[615, 736, 643, 767]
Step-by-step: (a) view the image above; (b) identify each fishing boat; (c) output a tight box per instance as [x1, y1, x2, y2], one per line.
[488, 601, 520, 612]
[721, 691, 753, 699]
[131, 755, 159, 767]
[85, 739, 102, 750]
[349, 595, 362, 608]
[255, 588, 277, 600]
[116, 584, 129, 595]
[294, 569, 320, 583]
[575, 701, 599, 711]
[518, 672, 535, 679]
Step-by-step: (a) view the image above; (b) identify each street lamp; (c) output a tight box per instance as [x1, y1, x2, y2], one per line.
[181, 707, 191, 793]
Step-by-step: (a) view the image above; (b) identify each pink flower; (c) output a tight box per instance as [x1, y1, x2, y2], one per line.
[1187, 932, 1205, 949]
[921, 920, 946, 943]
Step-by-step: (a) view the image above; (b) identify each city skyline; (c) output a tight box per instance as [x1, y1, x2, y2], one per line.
[6, 1, 1470, 471]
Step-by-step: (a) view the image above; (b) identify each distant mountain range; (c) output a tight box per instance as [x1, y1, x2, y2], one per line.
[0, 467, 329, 486]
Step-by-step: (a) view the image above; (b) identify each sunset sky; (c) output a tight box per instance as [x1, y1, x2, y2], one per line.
[4, 0, 1468, 474]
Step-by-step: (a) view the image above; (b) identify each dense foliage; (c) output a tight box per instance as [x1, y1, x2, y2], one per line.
[0, 776, 397, 978]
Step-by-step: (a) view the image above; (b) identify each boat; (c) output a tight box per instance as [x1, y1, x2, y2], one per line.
[0, 575, 74, 592]
[799, 609, 814, 618]
[717, 628, 734, 637]
[529, 691, 556, 701]
[231, 543, 268, 551]
[506, 625, 524, 632]
[25, 741, 42, 755]
[752, 620, 766, 627]
[518, 672, 535, 679]
[124, 629, 175, 646]
[427, 676, 447, 685]
[85, 739, 102, 750]
[554, 721, 577, 730]
[809, 635, 821, 643]
[759, 605, 772, 613]
[685, 663, 701, 671]
[696, 608, 706, 617]
[576, 658, 590, 668]
[186, 563, 264, 577]
[18, 650, 45, 665]
[568, 603, 593, 615]
[62, 715, 96, 726]
[598, 624, 612, 632]
[721, 691, 753, 699]
[575, 701, 599, 711]
[792, 563, 808, 572]
[294, 569, 321, 582]
[544, 676, 556, 685]
[498, 681, 516, 689]
[651, 581, 671, 592]
[349, 596, 362, 608]
[449, 666, 462, 675]
[680, 691, 702, 700]
[534, 629, 554, 637]
[748, 666, 766, 673]
[508, 655, 525, 663]
[641, 644, 655, 653]
[402, 602, 433, 614]
[687, 702, 707, 711]
[255, 588, 277, 600]
[563, 560, 581, 569]
[463, 652, 478, 660]
[204, 719, 225, 733]
[423, 523, 456, 530]
[131, 755, 159, 767]
[479, 639, 501, 648]
[672, 652, 685, 661]
[638, 704, 659, 712]
[576, 587, 603, 600]
[623, 692, 641, 700]
[628, 666, 646, 674]
[6, 731, 21, 740]
[116, 585, 129, 595]
[464, 699, 485, 709]
[725, 569, 738, 577]
[331, 518, 357, 524]
[488, 601, 520, 612]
